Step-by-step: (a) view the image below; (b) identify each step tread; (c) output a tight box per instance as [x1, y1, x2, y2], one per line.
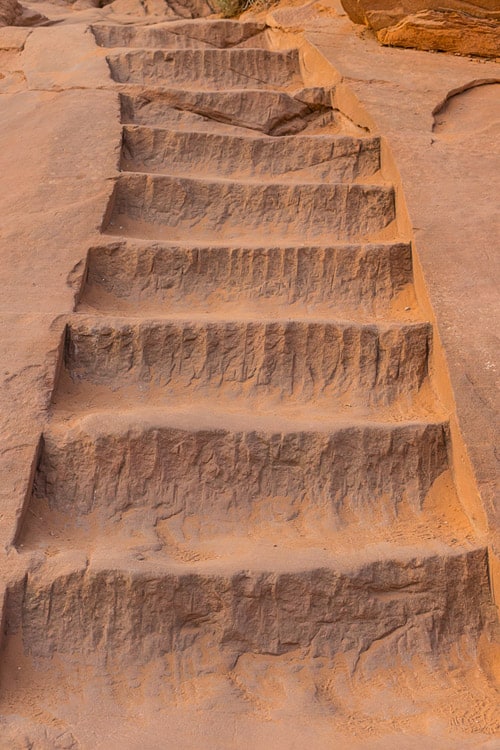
[67, 311, 428, 328]
[46, 404, 447, 436]
[87, 237, 411, 250]
[77, 298, 419, 324]
[27, 541, 486, 580]
[115, 169, 391, 190]
[122, 122, 379, 143]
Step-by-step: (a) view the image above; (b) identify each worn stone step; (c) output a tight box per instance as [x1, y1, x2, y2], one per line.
[27, 408, 450, 533]
[79, 241, 415, 320]
[106, 174, 396, 243]
[119, 88, 336, 136]
[107, 48, 304, 90]
[120, 125, 381, 182]
[4, 546, 490, 672]
[92, 20, 269, 50]
[59, 316, 430, 409]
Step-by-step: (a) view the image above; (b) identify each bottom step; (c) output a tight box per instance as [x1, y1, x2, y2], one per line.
[1, 546, 497, 749]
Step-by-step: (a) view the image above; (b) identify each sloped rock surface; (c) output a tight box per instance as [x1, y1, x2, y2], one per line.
[340, 0, 500, 57]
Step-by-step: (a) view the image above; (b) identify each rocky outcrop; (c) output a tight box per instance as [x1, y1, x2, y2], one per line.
[377, 9, 500, 57]
[0, 0, 46, 26]
[340, 0, 500, 57]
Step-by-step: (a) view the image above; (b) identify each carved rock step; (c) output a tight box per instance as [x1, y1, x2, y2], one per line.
[120, 89, 336, 136]
[107, 48, 304, 90]
[60, 316, 430, 408]
[121, 126, 381, 182]
[80, 241, 415, 320]
[29, 409, 450, 532]
[107, 174, 396, 243]
[92, 20, 269, 50]
[5, 547, 490, 669]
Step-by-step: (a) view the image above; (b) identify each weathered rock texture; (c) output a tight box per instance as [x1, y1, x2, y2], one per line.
[1, 11, 499, 750]
[377, 9, 500, 57]
[81, 240, 413, 316]
[0, 0, 46, 26]
[340, 0, 500, 57]
[107, 0, 216, 17]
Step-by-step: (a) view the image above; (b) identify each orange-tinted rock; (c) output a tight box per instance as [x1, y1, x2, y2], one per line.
[0, 0, 46, 26]
[108, 0, 215, 18]
[1, 10, 499, 749]
[340, 0, 500, 57]
[377, 9, 500, 57]
[341, 0, 498, 29]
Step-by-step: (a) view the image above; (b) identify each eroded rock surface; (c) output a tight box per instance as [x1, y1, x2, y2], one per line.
[0, 0, 46, 26]
[340, 0, 500, 57]
[0, 11, 499, 750]
[377, 8, 500, 57]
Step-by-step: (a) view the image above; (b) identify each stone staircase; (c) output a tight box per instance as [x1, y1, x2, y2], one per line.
[4, 17, 496, 748]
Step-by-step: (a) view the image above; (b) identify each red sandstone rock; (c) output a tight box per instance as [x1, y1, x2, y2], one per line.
[340, 0, 500, 57]
[0, 0, 46, 26]
[0, 7, 499, 748]
[340, 0, 498, 29]
[377, 8, 500, 57]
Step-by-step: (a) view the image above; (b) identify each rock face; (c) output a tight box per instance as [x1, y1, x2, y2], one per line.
[0, 0, 46, 26]
[377, 9, 500, 57]
[340, 0, 500, 57]
[104, 0, 215, 18]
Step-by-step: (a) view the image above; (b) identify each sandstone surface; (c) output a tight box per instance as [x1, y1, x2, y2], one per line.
[0, 1, 498, 748]
[340, 0, 498, 27]
[340, 0, 500, 57]
[0, 0, 46, 26]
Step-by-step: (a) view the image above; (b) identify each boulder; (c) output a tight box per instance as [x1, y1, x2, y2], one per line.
[377, 9, 500, 58]
[340, 0, 500, 57]
[0, 0, 47, 26]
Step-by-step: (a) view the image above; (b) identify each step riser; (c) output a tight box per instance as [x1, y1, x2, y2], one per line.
[62, 319, 430, 406]
[92, 21, 268, 50]
[5, 550, 490, 665]
[121, 127, 381, 182]
[108, 174, 396, 243]
[107, 49, 303, 89]
[81, 242, 413, 315]
[119, 91, 335, 136]
[33, 423, 448, 525]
